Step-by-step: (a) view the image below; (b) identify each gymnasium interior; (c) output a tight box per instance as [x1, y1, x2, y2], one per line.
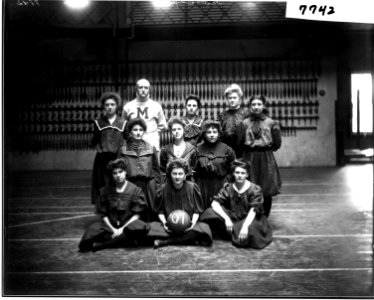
[3, 0, 374, 297]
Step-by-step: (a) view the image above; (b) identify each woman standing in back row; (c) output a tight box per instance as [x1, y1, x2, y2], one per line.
[91, 92, 126, 212]
[218, 83, 249, 158]
[237, 95, 282, 217]
[182, 94, 205, 146]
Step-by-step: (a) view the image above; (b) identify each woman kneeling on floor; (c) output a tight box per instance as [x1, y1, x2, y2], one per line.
[200, 159, 272, 249]
[147, 158, 213, 249]
[79, 158, 150, 252]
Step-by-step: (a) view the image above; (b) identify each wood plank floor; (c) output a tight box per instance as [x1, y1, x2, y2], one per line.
[3, 165, 373, 297]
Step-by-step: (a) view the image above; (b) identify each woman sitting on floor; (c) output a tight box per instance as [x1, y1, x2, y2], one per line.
[200, 159, 273, 249]
[79, 158, 150, 252]
[147, 158, 213, 249]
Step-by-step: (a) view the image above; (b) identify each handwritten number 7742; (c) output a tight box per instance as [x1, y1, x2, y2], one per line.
[299, 5, 335, 16]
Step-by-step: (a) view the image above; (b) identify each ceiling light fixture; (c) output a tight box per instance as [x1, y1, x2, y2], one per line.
[152, 0, 173, 8]
[64, 0, 90, 9]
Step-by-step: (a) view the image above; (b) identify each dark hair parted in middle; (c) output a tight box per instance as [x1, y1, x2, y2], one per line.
[168, 117, 186, 131]
[126, 118, 147, 133]
[248, 94, 269, 114]
[249, 94, 267, 106]
[231, 159, 251, 175]
[166, 158, 190, 177]
[201, 120, 223, 140]
[100, 92, 122, 108]
[185, 94, 201, 108]
[107, 158, 128, 173]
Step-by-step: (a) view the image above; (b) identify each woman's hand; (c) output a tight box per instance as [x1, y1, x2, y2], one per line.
[238, 226, 248, 244]
[225, 218, 234, 234]
[163, 222, 171, 233]
[185, 213, 199, 232]
[185, 220, 197, 232]
[111, 228, 123, 239]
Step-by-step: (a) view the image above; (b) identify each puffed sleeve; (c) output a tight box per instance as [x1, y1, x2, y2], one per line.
[116, 142, 126, 158]
[159, 146, 168, 174]
[271, 121, 282, 151]
[236, 121, 246, 147]
[124, 118, 135, 141]
[151, 146, 162, 187]
[189, 147, 198, 175]
[217, 111, 224, 123]
[91, 120, 100, 148]
[97, 187, 109, 217]
[225, 145, 236, 172]
[130, 186, 148, 214]
[247, 184, 265, 215]
[211, 183, 231, 208]
[191, 183, 204, 214]
[155, 184, 166, 215]
[122, 120, 129, 141]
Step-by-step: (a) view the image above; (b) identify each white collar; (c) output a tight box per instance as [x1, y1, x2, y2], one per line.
[107, 115, 117, 125]
[116, 180, 128, 193]
[174, 141, 185, 148]
[233, 180, 251, 194]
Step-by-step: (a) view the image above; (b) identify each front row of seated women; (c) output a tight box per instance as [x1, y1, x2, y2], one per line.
[79, 157, 272, 252]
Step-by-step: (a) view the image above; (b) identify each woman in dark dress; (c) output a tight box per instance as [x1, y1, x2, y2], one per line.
[147, 158, 213, 249]
[91, 92, 126, 212]
[79, 158, 149, 252]
[200, 160, 272, 249]
[117, 118, 161, 221]
[218, 84, 249, 158]
[181, 94, 205, 146]
[237, 95, 282, 217]
[160, 117, 197, 182]
[195, 120, 236, 209]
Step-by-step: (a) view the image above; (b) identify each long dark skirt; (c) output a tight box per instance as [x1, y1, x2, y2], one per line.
[78, 219, 150, 252]
[200, 207, 272, 249]
[91, 152, 117, 208]
[146, 221, 213, 246]
[127, 177, 158, 222]
[197, 176, 229, 210]
[242, 150, 281, 197]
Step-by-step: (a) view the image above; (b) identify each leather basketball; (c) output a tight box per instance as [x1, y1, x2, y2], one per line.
[167, 210, 191, 234]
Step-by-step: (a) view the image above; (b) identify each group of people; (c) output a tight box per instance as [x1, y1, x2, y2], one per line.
[79, 78, 282, 252]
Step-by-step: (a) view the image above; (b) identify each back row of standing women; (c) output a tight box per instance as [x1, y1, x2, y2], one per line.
[91, 79, 282, 223]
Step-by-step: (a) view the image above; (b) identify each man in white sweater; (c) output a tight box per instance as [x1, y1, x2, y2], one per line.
[122, 78, 167, 151]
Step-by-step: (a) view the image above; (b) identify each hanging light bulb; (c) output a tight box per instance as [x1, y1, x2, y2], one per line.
[152, 0, 173, 8]
[64, 0, 90, 9]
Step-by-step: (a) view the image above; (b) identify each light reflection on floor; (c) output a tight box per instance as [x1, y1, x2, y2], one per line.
[343, 164, 373, 211]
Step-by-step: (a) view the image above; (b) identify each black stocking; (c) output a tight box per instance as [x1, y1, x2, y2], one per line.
[263, 196, 272, 217]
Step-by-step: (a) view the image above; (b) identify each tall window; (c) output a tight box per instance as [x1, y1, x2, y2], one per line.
[351, 73, 373, 133]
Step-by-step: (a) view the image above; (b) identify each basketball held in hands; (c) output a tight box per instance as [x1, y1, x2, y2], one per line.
[167, 210, 191, 234]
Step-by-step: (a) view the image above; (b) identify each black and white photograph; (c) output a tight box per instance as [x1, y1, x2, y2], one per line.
[2, 0, 373, 297]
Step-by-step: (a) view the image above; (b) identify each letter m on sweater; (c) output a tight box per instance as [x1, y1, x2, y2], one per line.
[137, 107, 149, 119]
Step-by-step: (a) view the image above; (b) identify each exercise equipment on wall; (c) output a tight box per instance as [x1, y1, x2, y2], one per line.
[14, 58, 321, 151]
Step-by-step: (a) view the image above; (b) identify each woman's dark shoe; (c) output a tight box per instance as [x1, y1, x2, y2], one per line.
[153, 239, 169, 249]
[92, 242, 105, 252]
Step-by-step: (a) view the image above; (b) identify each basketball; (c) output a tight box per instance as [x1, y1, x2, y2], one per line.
[167, 210, 191, 234]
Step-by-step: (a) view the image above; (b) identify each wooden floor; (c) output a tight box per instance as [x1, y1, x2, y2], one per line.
[3, 165, 373, 297]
